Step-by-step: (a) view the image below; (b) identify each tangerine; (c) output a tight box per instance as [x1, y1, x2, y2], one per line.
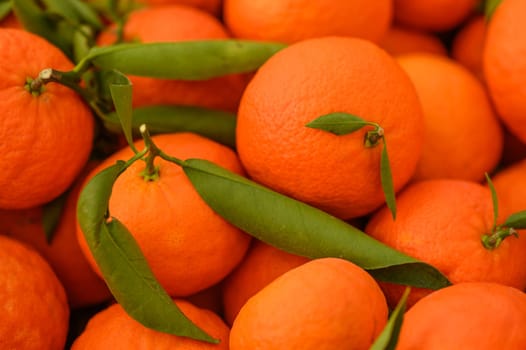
[230, 257, 388, 350]
[236, 36, 424, 219]
[223, 0, 392, 44]
[0, 235, 69, 350]
[77, 132, 251, 297]
[0, 29, 94, 209]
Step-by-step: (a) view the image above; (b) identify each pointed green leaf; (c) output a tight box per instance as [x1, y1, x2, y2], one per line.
[76, 40, 286, 79]
[42, 192, 68, 243]
[0, 1, 11, 22]
[370, 287, 410, 350]
[77, 160, 217, 343]
[381, 141, 397, 220]
[504, 210, 526, 229]
[180, 159, 450, 289]
[108, 71, 137, 153]
[11, 0, 72, 57]
[485, 173, 499, 230]
[102, 105, 237, 149]
[485, 0, 502, 20]
[306, 112, 369, 135]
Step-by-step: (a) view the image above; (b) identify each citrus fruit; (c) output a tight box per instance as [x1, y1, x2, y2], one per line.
[0, 235, 69, 350]
[0, 28, 94, 209]
[396, 282, 526, 349]
[137, 0, 222, 15]
[492, 157, 526, 222]
[483, 0, 526, 143]
[365, 179, 526, 308]
[71, 299, 229, 349]
[221, 240, 309, 325]
[0, 162, 112, 309]
[77, 132, 251, 296]
[223, 0, 392, 44]
[451, 15, 486, 80]
[393, 0, 478, 32]
[236, 36, 424, 219]
[97, 5, 248, 112]
[397, 53, 503, 182]
[379, 25, 447, 56]
[230, 257, 388, 349]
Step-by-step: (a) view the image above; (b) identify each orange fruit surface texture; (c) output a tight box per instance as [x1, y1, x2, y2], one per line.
[221, 240, 309, 326]
[223, 0, 392, 44]
[393, 0, 478, 32]
[0, 235, 69, 350]
[0, 163, 112, 309]
[96, 5, 248, 112]
[229, 257, 388, 350]
[451, 15, 486, 80]
[236, 36, 424, 219]
[396, 282, 526, 349]
[365, 179, 526, 308]
[71, 299, 229, 349]
[397, 53, 503, 182]
[76, 132, 251, 297]
[378, 26, 447, 57]
[0, 29, 94, 209]
[483, 0, 526, 143]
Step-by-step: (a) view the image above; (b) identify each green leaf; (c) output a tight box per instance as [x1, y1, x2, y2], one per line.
[504, 210, 526, 229]
[306, 112, 369, 135]
[180, 159, 450, 289]
[485, 0, 502, 20]
[370, 287, 410, 350]
[11, 0, 73, 57]
[72, 25, 92, 63]
[108, 71, 137, 153]
[77, 160, 218, 343]
[76, 40, 286, 79]
[42, 192, 68, 243]
[485, 172, 499, 230]
[102, 105, 237, 149]
[380, 141, 396, 220]
[0, 1, 11, 22]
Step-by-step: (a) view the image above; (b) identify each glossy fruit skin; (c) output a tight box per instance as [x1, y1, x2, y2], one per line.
[365, 179, 526, 308]
[230, 257, 388, 350]
[393, 0, 478, 32]
[77, 132, 251, 297]
[221, 240, 309, 325]
[396, 282, 526, 350]
[223, 0, 392, 44]
[0, 235, 69, 350]
[97, 5, 248, 113]
[483, 0, 526, 143]
[236, 36, 424, 219]
[72, 299, 230, 349]
[397, 53, 503, 182]
[0, 29, 94, 209]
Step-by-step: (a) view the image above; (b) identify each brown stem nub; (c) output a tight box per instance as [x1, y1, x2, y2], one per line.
[481, 227, 519, 250]
[139, 125, 161, 181]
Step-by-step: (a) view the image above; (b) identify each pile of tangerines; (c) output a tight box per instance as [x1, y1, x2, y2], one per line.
[1, 0, 526, 349]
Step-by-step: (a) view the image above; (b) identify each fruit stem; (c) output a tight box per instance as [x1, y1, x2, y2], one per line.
[364, 124, 384, 148]
[481, 226, 519, 250]
[138, 124, 161, 181]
